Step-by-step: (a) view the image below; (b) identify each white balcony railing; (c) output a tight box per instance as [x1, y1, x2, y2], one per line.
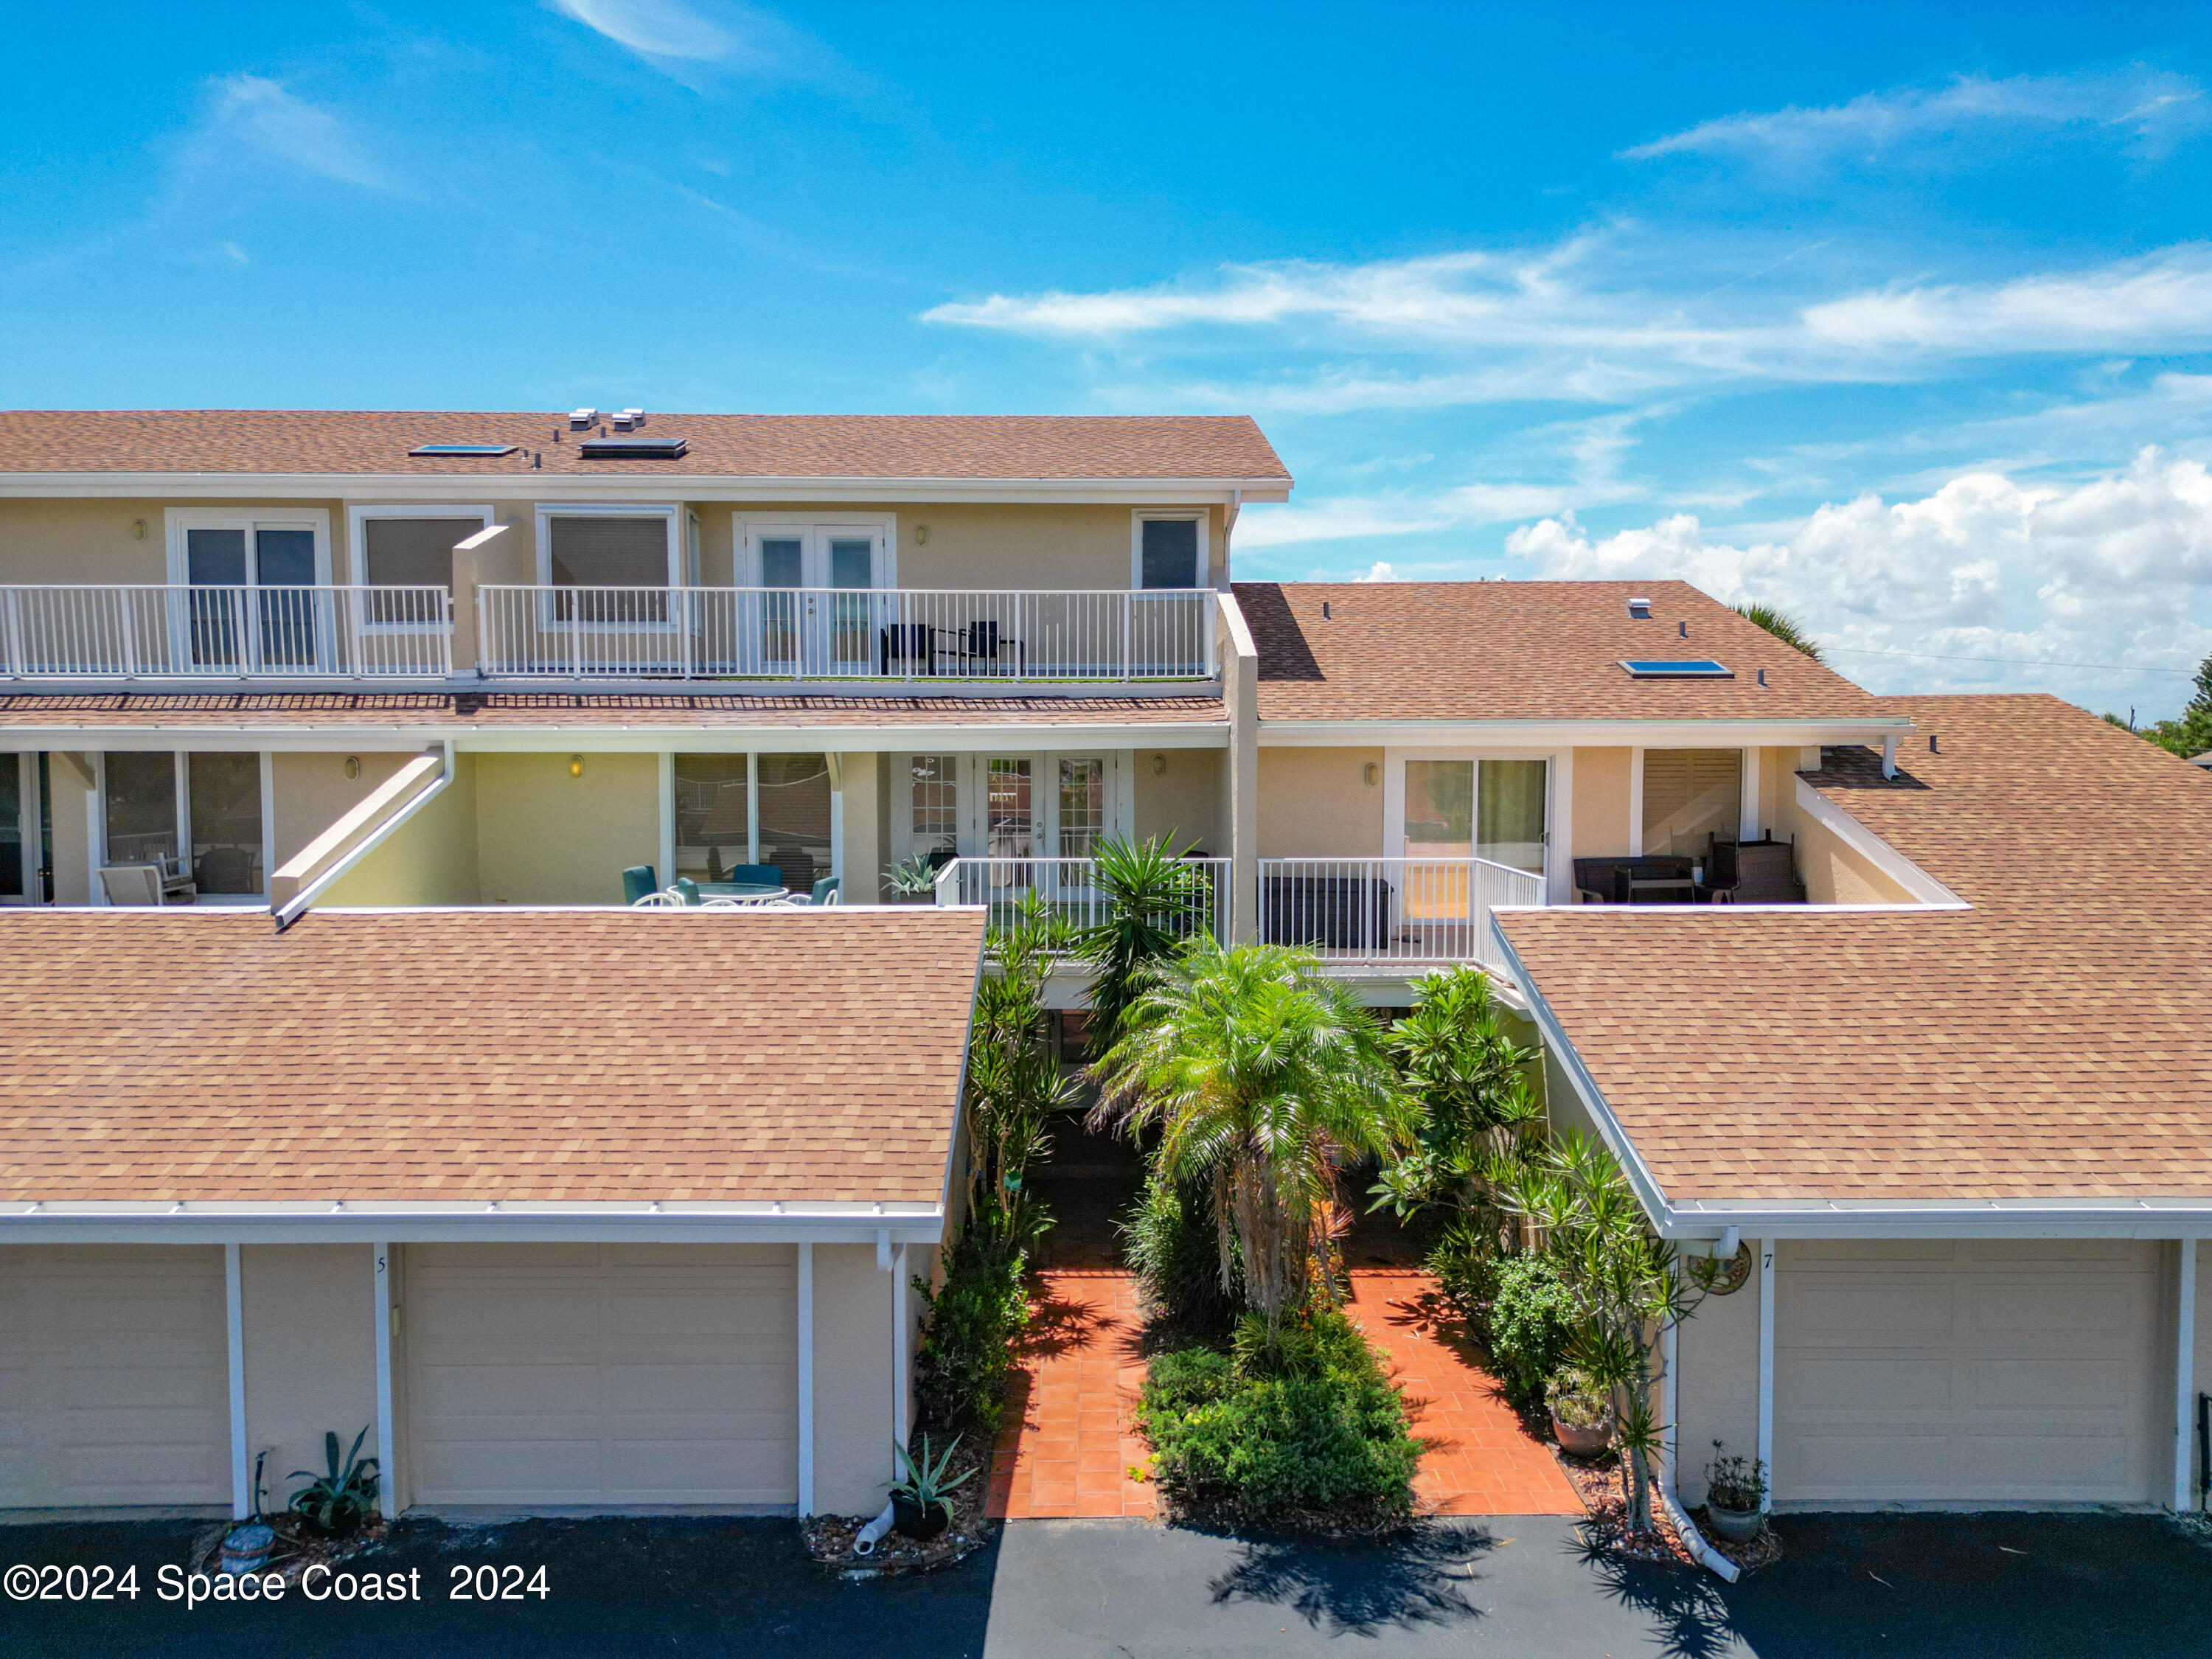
[1257, 857, 1549, 971]
[0, 585, 453, 680]
[476, 586, 1219, 682]
[935, 855, 1232, 944]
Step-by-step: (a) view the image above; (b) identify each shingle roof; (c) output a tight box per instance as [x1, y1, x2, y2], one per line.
[1499, 695, 2212, 1206]
[1237, 580, 1888, 723]
[0, 409, 1290, 484]
[0, 690, 1224, 731]
[0, 907, 984, 1205]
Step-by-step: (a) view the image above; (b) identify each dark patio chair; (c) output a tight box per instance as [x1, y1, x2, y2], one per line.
[621, 865, 659, 905]
[879, 622, 936, 674]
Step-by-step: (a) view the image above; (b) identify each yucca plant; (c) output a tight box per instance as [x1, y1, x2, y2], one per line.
[289, 1425, 379, 1536]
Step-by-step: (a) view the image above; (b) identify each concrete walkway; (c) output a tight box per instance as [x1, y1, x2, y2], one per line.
[987, 1265, 1579, 1521]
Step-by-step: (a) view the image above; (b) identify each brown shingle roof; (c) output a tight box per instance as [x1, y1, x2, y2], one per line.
[1237, 580, 1888, 723]
[0, 690, 1223, 731]
[0, 409, 1290, 483]
[0, 907, 984, 1205]
[1499, 695, 2212, 1206]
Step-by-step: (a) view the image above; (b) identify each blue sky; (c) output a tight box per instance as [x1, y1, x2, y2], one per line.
[6, 3, 2212, 717]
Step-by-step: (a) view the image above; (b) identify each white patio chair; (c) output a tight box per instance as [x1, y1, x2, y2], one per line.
[628, 890, 687, 908]
[99, 864, 166, 906]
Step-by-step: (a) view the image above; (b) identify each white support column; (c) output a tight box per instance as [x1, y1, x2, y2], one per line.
[656, 751, 675, 889]
[373, 1241, 395, 1520]
[1756, 1238, 1775, 1511]
[225, 1242, 248, 1520]
[891, 1243, 910, 1477]
[2178, 1238, 2197, 1512]
[797, 1242, 815, 1517]
[1738, 748, 1760, 842]
[1626, 749, 1645, 857]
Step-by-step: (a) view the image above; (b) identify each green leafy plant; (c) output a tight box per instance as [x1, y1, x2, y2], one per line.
[961, 891, 1076, 1249]
[1120, 1170, 1242, 1338]
[1092, 942, 1414, 1340]
[1704, 1441, 1769, 1512]
[891, 1433, 977, 1511]
[1135, 1307, 1418, 1521]
[1370, 966, 1542, 1219]
[1074, 833, 1213, 1050]
[1548, 1368, 1612, 1432]
[885, 854, 942, 900]
[913, 1231, 1032, 1436]
[1733, 601, 1824, 663]
[1486, 1251, 1577, 1405]
[288, 1426, 378, 1537]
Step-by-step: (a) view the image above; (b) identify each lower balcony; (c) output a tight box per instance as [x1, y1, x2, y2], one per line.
[933, 855, 1232, 940]
[1257, 857, 1549, 973]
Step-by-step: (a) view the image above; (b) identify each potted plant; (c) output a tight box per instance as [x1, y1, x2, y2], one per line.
[1548, 1368, 1614, 1458]
[890, 1433, 973, 1541]
[289, 1426, 380, 1537]
[1702, 1441, 1767, 1543]
[884, 855, 942, 905]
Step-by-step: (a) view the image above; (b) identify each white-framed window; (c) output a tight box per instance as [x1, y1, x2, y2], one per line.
[668, 751, 835, 894]
[1130, 510, 1208, 590]
[890, 751, 1131, 863]
[535, 503, 684, 588]
[345, 504, 492, 630]
[733, 513, 897, 589]
[96, 748, 273, 903]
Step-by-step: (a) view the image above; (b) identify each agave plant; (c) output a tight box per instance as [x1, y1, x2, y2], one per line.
[289, 1425, 379, 1536]
[891, 1433, 976, 1510]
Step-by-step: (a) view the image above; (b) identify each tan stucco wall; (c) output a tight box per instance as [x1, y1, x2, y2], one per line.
[270, 752, 416, 869]
[1133, 747, 1222, 853]
[1672, 1253, 1763, 1506]
[1571, 747, 1633, 857]
[242, 1244, 378, 1514]
[1770, 784, 1916, 905]
[46, 752, 94, 905]
[322, 754, 481, 907]
[812, 1243, 895, 1515]
[835, 751, 881, 904]
[472, 752, 658, 905]
[1256, 747, 1382, 857]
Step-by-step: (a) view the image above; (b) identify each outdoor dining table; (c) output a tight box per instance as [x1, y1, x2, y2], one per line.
[693, 882, 790, 902]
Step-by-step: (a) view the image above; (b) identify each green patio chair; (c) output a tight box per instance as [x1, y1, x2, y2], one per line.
[725, 864, 783, 887]
[622, 865, 659, 905]
[807, 875, 841, 905]
[674, 876, 702, 905]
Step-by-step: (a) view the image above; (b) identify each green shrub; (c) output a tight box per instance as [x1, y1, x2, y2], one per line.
[913, 1234, 1031, 1436]
[1121, 1173, 1241, 1338]
[1487, 1252, 1576, 1406]
[1426, 1217, 1501, 1325]
[1136, 1307, 1418, 1521]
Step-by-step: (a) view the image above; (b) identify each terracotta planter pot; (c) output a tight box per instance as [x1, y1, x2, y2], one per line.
[892, 1495, 950, 1541]
[1703, 1501, 1764, 1544]
[1551, 1413, 1613, 1458]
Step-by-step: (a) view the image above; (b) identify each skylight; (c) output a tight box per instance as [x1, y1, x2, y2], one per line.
[1620, 658, 1733, 678]
[578, 435, 689, 459]
[408, 442, 518, 458]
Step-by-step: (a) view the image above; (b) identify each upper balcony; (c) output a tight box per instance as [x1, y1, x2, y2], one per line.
[0, 582, 1220, 688]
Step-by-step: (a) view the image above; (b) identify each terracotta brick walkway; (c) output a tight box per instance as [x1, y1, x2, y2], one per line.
[986, 1264, 1582, 1520]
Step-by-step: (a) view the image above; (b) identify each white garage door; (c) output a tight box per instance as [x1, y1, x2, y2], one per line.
[0, 1246, 231, 1509]
[1775, 1239, 2164, 1506]
[404, 1244, 797, 1509]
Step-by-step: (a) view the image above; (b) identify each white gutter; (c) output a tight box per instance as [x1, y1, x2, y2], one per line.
[1259, 717, 1914, 747]
[0, 1204, 947, 1247]
[0, 471, 1292, 505]
[270, 743, 449, 927]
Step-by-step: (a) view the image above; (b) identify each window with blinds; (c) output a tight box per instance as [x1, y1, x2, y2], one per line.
[1641, 749, 1744, 858]
[547, 515, 671, 588]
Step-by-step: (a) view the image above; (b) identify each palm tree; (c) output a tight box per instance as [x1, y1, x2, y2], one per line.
[1074, 833, 1212, 1054]
[1091, 942, 1414, 1334]
[1733, 602, 1825, 663]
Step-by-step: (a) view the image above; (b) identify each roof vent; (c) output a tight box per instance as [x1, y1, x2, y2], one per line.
[1627, 596, 1652, 619]
[579, 434, 689, 460]
[568, 407, 598, 430]
[611, 407, 646, 431]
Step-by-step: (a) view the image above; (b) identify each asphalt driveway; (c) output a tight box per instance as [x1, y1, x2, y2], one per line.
[1, 1509, 2204, 1657]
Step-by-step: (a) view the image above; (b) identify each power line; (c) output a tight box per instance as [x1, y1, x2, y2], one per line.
[1818, 643, 2197, 676]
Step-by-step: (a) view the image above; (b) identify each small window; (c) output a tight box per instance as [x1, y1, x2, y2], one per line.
[1620, 658, 1732, 678]
[363, 518, 480, 594]
[548, 515, 671, 588]
[1139, 518, 1200, 588]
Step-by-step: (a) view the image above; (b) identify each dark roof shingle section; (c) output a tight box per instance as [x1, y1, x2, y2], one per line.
[0, 908, 984, 1204]
[1237, 580, 1886, 722]
[0, 691, 1223, 731]
[0, 409, 1290, 483]
[1500, 695, 2212, 1206]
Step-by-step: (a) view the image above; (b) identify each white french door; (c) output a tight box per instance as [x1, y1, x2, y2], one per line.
[737, 519, 893, 676]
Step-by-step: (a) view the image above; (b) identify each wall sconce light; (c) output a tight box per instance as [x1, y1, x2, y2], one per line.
[568, 755, 584, 779]
[344, 756, 360, 780]
[913, 524, 930, 546]
[131, 519, 147, 540]
[1150, 753, 1166, 776]
[1363, 762, 1380, 786]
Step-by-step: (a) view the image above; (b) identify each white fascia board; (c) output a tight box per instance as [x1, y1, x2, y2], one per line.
[1792, 774, 1964, 905]
[0, 473, 1289, 506]
[0, 722, 1231, 754]
[0, 1201, 946, 1247]
[1258, 717, 1916, 748]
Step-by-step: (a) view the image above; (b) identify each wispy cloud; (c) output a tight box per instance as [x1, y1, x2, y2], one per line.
[186, 74, 394, 192]
[1621, 68, 2211, 165]
[547, 0, 833, 80]
[1803, 244, 2212, 354]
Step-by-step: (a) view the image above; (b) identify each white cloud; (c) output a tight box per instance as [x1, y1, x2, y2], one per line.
[1803, 245, 2212, 355]
[1504, 448, 2212, 712]
[547, 0, 827, 77]
[1622, 69, 2209, 164]
[192, 75, 392, 191]
[1354, 562, 1402, 582]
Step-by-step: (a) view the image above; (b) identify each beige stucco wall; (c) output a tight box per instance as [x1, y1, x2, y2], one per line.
[472, 752, 658, 905]
[242, 1244, 378, 1515]
[270, 752, 417, 870]
[1770, 783, 1916, 905]
[812, 1243, 895, 1515]
[835, 751, 882, 904]
[1133, 747, 1222, 853]
[46, 752, 95, 905]
[1571, 747, 1633, 857]
[1256, 747, 1382, 857]
[1672, 1252, 1763, 1506]
[322, 754, 481, 907]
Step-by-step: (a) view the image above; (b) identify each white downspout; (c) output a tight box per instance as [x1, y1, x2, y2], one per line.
[1660, 1312, 1740, 1583]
